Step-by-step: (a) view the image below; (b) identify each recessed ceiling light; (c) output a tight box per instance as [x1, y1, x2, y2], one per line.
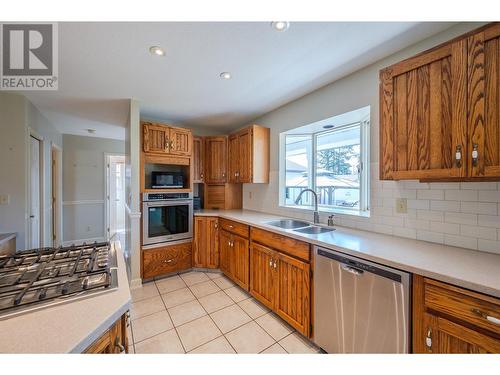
[220, 72, 232, 80]
[271, 21, 290, 32]
[87, 129, 96, 134]
[149, 46, 165, 56]
[323, 125, 334, 129]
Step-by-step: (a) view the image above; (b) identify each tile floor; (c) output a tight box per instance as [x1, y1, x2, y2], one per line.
[128, 270, 321, 354]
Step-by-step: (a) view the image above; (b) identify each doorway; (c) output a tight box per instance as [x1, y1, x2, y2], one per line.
[106, 154, 126, 241]
[28, 134, 43, 249]
[51, 144, 62, 247]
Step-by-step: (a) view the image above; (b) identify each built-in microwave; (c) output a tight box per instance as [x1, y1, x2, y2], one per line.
[151, 171, 184, 189]
[142, 193, 193, 246]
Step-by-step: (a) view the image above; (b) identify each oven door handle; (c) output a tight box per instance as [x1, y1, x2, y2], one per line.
[144, 200, 193, 207]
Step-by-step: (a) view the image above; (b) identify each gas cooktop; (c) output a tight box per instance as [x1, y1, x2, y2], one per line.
[0, 242, 118, 320]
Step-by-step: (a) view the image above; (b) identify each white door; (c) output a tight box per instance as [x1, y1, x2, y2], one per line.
[29, 136, 41, 249]
[107, 155, 126, 240]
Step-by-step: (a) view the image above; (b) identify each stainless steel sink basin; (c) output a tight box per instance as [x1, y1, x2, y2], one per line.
[264, 219, 311, 229]
[293, 226, 335, 234]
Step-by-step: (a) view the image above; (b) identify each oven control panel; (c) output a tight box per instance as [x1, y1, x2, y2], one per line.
[143, 192, 192, 201]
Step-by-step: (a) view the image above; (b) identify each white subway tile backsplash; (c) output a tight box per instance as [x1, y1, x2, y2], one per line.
[478, 190, 500, 202]
[460, 225, 498, 240]
[430, 200, 460, 212]
[444, 212, 477, 225]
[445, 190, 478, 201]
[477, 239, 500, 255]
[417, 230, 444, 244]
[417, 190, 444, 200]
[444, 235, 478, 250]
[460, 201, 497, 215]
[243, 164, 500, 255]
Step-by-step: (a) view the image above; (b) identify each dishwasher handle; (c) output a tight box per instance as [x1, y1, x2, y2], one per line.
[341, 264, 364, 276]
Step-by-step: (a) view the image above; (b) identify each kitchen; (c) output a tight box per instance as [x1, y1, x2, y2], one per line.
[0, 3, 499, 373]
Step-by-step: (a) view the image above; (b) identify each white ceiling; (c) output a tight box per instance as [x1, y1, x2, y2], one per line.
[24, 22, 456, 139]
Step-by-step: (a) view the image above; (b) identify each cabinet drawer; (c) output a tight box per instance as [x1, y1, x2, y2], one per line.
[142, 242, 192, 279]
[220, 218, 249, 238]
[424, 278, 500, 336]
[250, 227, 310, 262]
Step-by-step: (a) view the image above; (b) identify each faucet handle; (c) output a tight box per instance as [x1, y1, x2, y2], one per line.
[327, 214, 335, 227]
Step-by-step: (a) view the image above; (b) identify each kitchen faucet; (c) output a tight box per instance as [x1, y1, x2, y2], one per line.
[295, 188, 320, 224]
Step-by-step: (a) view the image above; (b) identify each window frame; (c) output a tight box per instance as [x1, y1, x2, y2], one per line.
[279, 119, 370, 216]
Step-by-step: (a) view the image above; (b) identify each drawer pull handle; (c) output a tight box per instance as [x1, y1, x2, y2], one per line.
[163, 259, 173, 264]
[228, 225, 234, 229]
[471, 308, 500, 325]
[114, 337, 125, 353]
[425, 328, 432, 349]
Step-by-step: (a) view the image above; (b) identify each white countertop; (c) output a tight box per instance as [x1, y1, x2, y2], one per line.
[0, 241, 131, 353]
[195, 209, 500, 298]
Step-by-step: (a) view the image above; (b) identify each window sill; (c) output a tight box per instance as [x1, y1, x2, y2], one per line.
[279, 204, 370, 218]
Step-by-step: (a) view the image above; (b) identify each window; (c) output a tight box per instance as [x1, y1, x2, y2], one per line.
[281, 107, 370, 215]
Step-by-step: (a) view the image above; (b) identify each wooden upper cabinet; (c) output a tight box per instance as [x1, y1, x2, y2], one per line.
[228, 125, 270, 184]
[468, 24, 500, 177]
[204, 136, 228, 184]
[169, 127, 192, 156]
[143, 122, 170, 154]
[193, 137, 205, 183]
[380, 39, 468, 180]
[142, 121, 192, 156]
[193, 216, 219, 269]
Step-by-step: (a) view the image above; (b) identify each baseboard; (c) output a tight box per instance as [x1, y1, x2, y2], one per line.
[129, 278, 143, 290]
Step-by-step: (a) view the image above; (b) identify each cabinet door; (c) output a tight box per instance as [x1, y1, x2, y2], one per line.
[249, 242, 276, 309]
[380, 40, 468, 180]
[468, 25, 500, 177]
[420, 313, 500, 353]
[237, 128, 252, 183]
[275, 252, 310, 336]
[205, 137, 227, 183]
[228, 134, 239, 183]
[193, 217, 219, 269]
[219, 229, 231, 276]
[231, 234, 250, 291]
[193, 137, 204, 183]
[169, 127, 192, 156]
[143, 122, 170, 154]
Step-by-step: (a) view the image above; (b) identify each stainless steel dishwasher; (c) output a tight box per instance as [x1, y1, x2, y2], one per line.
[313, 246, 411, 353]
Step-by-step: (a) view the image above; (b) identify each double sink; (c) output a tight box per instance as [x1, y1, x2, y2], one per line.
[263, 219, 335, 234]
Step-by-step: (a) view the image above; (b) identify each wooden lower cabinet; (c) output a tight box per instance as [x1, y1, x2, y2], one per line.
[249, 241, 311, 337]
[219, 229, 249, 290]
[142, 241, 192, 279]
[84, 312, 128, 354]
[193, 216, 219, 269]
[413, 275, 500, 353]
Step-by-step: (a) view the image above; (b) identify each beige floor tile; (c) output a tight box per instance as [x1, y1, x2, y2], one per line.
[210, 304, 252, 333]
[161, 287, 196, 308]
[155, 275, 186, 294]
[188, 336, 235, 354]
[261, 343, 287, 354]
[224, 286, 250, 303]
[279, 332, 318, 354]
[189, 280, 221, 298]
[205, 271, 223, 280]
[198, 290, 234, 313]
[176, 315, 222, 352]
[134, 329, 184, 354]
[131, 282, 159, 302]
[238, 298, 270, 319]
[180, 271, 210, 286]
[130, 296, 165, 320]
[212, 276, 235, 289]
[225, 321, 275, 353]
[255, 312, 293, 341]
[168, 300, 207, 327]
[131, 310, 174, 343]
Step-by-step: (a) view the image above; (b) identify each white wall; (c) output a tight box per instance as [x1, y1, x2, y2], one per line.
[243, 22, 500, 255]
[0, 93, 62, 251]
[62, 134, 125, 243]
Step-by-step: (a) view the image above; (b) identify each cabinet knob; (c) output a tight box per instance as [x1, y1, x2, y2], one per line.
[471, 143, 479, 167]
[455, 145, 462, 168]
[425, 328, 432, 349]
[269, 260, 273, 268]
[114, 337, 125, 353]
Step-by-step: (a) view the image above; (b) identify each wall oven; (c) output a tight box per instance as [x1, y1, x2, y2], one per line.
[142, 192, 193, 246]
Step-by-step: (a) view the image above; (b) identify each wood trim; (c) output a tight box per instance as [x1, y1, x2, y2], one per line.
[389, 45, 452, 77]
[412, 274, 427, 353]
[379, 69, 394, 180]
